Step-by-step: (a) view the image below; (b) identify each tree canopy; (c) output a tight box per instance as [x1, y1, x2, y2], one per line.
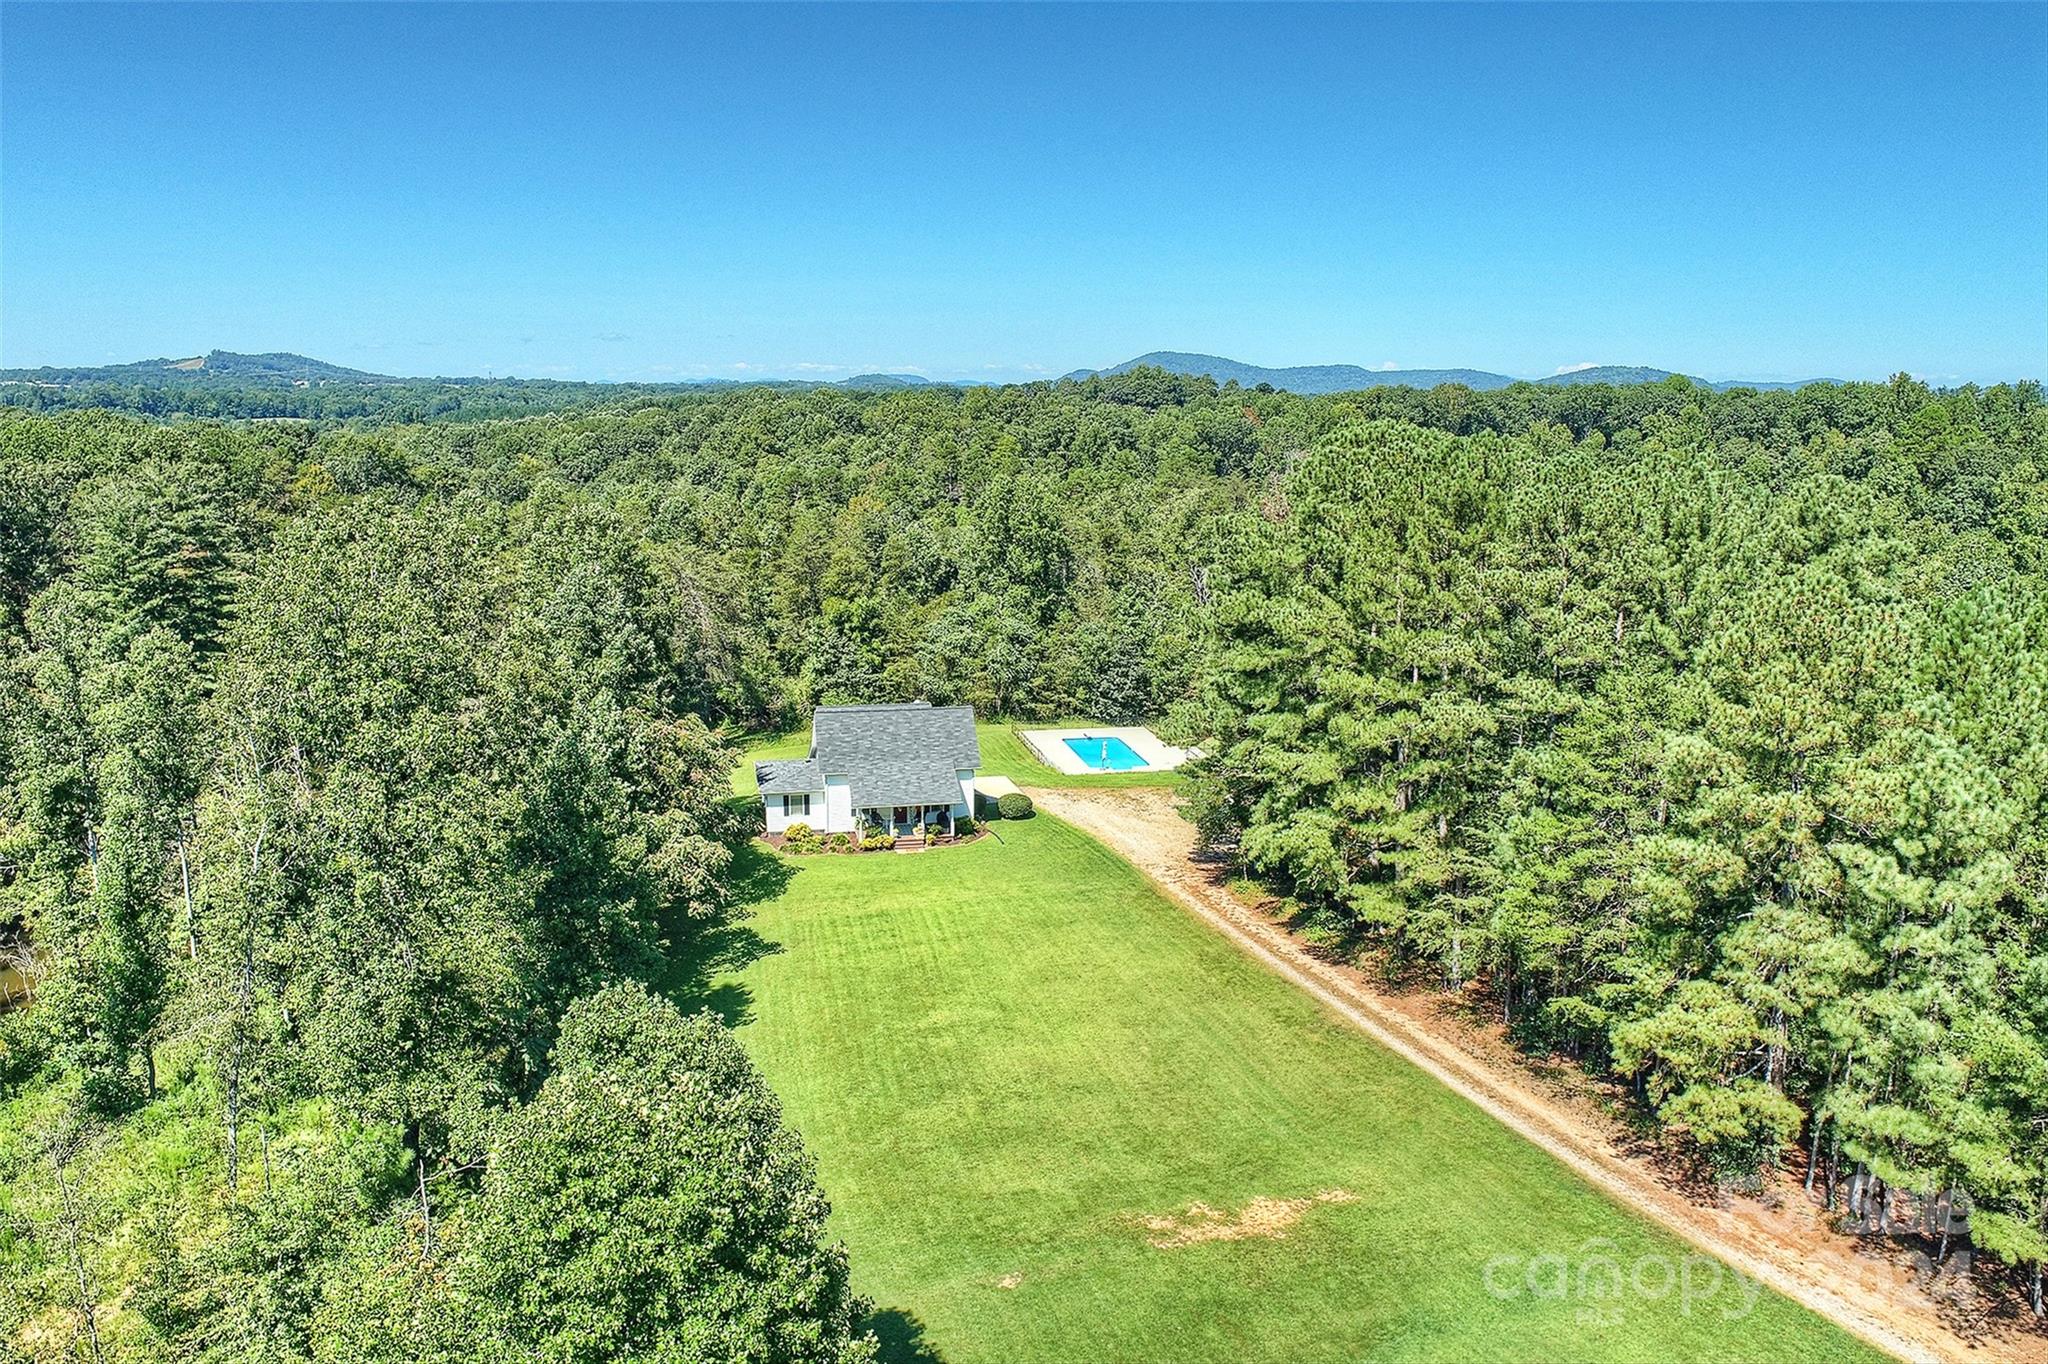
[3, 369, 2046, 1352]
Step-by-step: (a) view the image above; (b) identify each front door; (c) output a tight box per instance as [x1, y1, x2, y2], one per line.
[892, 806, 909, 835]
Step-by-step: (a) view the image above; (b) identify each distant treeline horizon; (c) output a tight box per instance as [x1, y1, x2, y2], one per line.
[4, 347, 2027, 422]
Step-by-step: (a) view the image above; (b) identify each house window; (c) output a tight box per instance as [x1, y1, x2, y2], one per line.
[783, 794, 810, 817]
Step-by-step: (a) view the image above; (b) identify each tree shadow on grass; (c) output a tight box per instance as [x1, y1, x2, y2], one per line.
[868, 1307, 945, 1364]
[661, 841, 793, 1029]
[726, 838, 798, 909]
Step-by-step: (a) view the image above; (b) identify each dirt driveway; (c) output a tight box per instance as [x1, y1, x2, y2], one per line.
[1026, 785, 2041, 1364]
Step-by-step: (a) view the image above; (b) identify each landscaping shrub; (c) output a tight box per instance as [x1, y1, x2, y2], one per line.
[782, 821, 821, 854]
[826, 832, 853, 853]
[996, 792, 1034, 820]
[859, 830, 896, 852]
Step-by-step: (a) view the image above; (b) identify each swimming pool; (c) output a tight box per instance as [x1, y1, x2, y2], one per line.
[1063, 734, 1150, 771]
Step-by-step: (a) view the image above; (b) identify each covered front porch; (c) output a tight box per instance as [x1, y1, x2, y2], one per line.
[862, 804, 958, 841]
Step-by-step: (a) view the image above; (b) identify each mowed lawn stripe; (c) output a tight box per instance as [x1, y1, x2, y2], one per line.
[697, 816, 1887, 1364]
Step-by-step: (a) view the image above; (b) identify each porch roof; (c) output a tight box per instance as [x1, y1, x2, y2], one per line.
[853, 763, 968, 808]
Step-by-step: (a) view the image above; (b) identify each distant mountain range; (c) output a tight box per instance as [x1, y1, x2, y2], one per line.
[1063, 352, 1835, 394]
[0, 348, 1842, 395]
[1060, 352, 1515, 392]
[2, 350, 399, 387]
[838, 372, 932, 391]
[0, 351, 945, 393]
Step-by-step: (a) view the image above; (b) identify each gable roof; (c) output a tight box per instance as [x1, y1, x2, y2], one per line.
[782, 702, 981, 808]
[812, 703, 980, 771]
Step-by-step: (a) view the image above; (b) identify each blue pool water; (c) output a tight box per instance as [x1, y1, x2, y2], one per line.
[1063, 735, 1149, 771]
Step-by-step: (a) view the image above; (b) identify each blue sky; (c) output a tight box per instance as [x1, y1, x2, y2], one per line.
[3, 3, 2043, 384]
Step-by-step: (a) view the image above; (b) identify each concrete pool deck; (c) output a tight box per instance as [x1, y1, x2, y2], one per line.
[1018, 725, 1194, 776]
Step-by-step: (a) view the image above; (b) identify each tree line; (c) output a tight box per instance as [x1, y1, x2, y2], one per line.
[1184, 380, 2048, 1313]
[0, 408, 877, 1359]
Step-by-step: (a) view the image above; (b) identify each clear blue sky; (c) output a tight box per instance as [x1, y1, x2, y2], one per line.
[3, 2, 2043, 384]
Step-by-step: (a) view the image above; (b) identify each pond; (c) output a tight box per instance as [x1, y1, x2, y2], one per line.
[0, 957, 38, 1013]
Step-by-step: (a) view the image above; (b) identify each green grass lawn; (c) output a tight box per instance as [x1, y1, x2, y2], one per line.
[680, 818, 1886, 1364]
[730, 719, 1182, 797]
[729, 726, 811, 795]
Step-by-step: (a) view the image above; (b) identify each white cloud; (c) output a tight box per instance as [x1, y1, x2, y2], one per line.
[1554, 362, 1600, 374]
[1371, 361, 1402, 372]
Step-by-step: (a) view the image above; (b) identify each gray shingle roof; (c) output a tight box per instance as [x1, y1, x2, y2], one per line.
[808, 702, 980, 808]
[855, 764, 966, 806]
[755, 758, 820, 795]
[814, 703, 980, 768]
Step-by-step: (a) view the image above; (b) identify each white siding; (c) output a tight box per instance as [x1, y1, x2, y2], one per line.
[762, 790, 822, 834]
[954, 768, 976, 819]
[824, 776, 855, 833]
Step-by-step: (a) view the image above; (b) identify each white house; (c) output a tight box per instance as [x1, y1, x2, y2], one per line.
[757, 702, 981, 839]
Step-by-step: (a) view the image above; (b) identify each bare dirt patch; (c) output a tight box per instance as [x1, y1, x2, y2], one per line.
[1026, 785, 2046, 1364]
[1137, 1189, 1359, 1250]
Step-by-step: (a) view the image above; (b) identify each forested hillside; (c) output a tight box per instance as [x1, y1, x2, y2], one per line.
[1, 369, 2045, 1355]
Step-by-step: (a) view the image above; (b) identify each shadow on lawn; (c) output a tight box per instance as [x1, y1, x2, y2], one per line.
[663, 841, 792, 1029]
[726, 837, 798, 907]
[868, 1307, 945, 1363]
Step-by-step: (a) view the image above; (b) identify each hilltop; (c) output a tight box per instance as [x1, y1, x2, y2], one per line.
[2, 350, 399, 387]
[838, 372, 933, 390]
[1533, 364, 1822, 391]
[1063, 351, 1520, 392]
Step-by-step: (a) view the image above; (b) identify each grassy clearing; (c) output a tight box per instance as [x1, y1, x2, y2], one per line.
[729, 726, 811, 795]
[730, 720, 1182, 797]
[681, 817, 1885, 1364]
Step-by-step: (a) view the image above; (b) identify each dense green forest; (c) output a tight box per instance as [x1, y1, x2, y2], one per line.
[1180, 378, 2048, 1314]
[0, 373, 755, 425]
[1, 369, 2045, 1356]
